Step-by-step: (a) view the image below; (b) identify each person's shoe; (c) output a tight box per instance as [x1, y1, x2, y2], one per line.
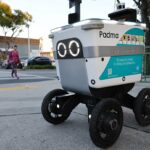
[16, 76, 19, 80]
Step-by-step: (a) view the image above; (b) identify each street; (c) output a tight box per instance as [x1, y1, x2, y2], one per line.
[0, 69, 150, 150]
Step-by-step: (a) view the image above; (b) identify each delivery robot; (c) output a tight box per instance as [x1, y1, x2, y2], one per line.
[41, 0, 150, 148]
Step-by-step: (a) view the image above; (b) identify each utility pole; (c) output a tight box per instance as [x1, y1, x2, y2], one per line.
[26, 24, 30, 58]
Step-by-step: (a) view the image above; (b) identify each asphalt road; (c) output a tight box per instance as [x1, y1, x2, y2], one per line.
[0, 69, 150, 150]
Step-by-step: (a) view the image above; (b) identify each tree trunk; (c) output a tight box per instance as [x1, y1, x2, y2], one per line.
[141, 0, 150, 45]
[145, 28, 150, 46]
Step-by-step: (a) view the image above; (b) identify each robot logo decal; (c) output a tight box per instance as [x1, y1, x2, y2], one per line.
[56, 38, 83, 59]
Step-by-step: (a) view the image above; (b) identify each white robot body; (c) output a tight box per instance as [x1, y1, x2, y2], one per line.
[51, 19, 145, 96]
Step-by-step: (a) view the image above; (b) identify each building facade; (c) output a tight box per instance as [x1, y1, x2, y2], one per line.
[40, 50, 54, 60]
[0, 36, 41, 58]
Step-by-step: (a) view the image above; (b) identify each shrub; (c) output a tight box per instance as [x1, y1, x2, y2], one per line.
[27, 64, 56, 69]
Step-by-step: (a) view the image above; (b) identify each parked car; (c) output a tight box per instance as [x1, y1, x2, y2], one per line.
[27, 56, 52, 66]
[20, 56, 28, 68]
[2, 60, 11, 69]
[0, 60, 3, 68]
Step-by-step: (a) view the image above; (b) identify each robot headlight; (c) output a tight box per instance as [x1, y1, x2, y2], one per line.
[57, 42, 67, 58]
[56, 38, 83, 59]
[69, 40, 80, 57]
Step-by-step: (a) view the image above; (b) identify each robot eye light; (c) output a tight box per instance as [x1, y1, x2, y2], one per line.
[69, 40, 80, 57]
[56, 38, 83, 59]
[57, 42, 67, 58]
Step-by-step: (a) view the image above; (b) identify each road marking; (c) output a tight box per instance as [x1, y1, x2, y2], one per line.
[0, 85, 39, 91]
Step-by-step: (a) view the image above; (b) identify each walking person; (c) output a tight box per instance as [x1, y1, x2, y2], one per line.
[10, 45, 20, 79]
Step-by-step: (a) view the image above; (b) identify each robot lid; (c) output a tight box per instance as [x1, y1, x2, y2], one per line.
[49, 18, 146, 37]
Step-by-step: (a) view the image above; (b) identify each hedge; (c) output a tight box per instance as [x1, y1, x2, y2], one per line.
[27, 64, 56, 69]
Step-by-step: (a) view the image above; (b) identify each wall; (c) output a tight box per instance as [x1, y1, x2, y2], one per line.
[0, 36, 41, 58]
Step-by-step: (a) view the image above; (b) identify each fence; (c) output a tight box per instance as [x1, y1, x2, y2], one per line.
[142, 46, 150, 82]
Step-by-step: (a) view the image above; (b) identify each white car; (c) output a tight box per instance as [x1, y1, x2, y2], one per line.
[2, 60, 10, 69]
[20, 56, 28, 68]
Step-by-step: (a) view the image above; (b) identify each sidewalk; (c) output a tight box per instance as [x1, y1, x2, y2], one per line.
[0, 75, 150, 134]
[141, 75, 150, 82]
[0, 70, 52, 84]
[0, 79, 150, 150]
[0, 69, 150, 149]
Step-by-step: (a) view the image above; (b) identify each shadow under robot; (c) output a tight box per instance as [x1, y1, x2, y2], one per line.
[41, 2, 150, 149]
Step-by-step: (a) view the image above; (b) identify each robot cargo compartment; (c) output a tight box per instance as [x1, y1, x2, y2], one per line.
[53, 20, 145, 95]
[57, 54, 142, 95]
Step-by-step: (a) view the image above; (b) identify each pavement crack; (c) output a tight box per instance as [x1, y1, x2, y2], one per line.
[1, 110, 150, 135]
[0, 112, 41, 118]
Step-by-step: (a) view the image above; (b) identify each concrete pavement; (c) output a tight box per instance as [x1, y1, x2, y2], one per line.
[0, 69, 54, 84]
[0, 69, 150, 150]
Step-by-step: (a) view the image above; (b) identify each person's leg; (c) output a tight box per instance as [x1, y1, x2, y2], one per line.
[11, 63, 15, 78]
[14, 64, 19, 79]
[11, 70, 14, 78]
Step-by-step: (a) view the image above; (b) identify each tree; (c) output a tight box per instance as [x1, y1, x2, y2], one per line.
[0, 1, 32, 48]
[10, 9, 32, 44]
[0, 1, 12, 35]
[132, 0, 150, 45]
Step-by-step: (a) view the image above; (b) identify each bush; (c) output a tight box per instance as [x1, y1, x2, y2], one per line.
[27, 64, 56, 69]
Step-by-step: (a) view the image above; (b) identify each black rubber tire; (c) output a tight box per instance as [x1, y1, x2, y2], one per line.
[89, 98, 123, 148]
[134, 88, 150, 126]
[41, 89, 70, 125]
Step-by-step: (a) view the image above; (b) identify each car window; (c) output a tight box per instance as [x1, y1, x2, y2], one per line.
[41, 58, 49, 61]
[20, 57, 28, 60]
[29, 57, 35, 60]
[36, 57, 42, 61]
[29, 56, 50, 61]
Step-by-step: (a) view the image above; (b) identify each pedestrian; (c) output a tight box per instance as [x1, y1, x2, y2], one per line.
[10, 45, 20, 79]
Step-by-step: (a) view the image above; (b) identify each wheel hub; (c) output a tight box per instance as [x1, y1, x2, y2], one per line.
[144, 100, 150, 115]
[49, 102, 60, 114]
[109, 119, 118, 131]
[102, 114, 119, 132]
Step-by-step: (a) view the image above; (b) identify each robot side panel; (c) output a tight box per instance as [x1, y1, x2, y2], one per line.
[86, 56, 142, 89]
